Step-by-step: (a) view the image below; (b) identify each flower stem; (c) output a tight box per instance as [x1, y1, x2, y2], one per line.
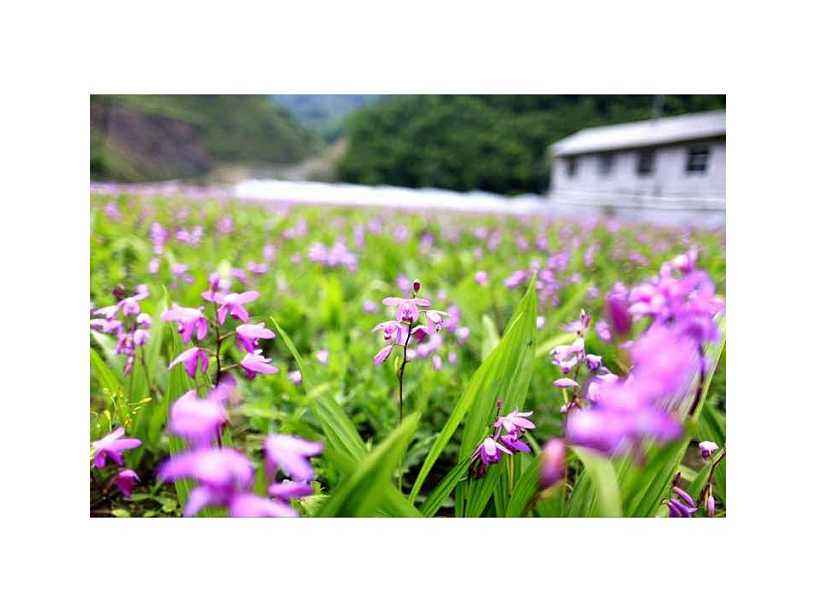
[396, 321, 414, 492]
[397, 321, 414, 425]
[210, 303, 223, 387]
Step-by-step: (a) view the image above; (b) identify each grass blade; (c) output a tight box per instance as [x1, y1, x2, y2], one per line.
[319, 413, 421, 517]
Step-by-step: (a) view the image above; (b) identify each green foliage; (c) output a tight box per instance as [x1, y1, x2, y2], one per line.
[339, 95, 725, 194]
[571, 447, 623, 517]
[318, 413, 421, 517]
[409, 278, 537, 515]
[89, 189, 726, 518]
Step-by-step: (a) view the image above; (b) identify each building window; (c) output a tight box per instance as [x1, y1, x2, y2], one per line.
[686, 145, 710, 173]
[566, 157, 578, 178]
[637, 149, 655, 175]
[598, 153, 615, 176]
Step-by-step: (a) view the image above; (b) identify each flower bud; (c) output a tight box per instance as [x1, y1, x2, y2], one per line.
[705, 492, 716, 517]
[699, 441, 719, 460]
[412, 279, 422, 294]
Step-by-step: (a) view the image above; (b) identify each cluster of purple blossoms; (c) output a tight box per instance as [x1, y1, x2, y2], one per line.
[91, 427, 142, 498]
[175, 225, 204, 246]
[307, 241, 358, 271]
[666, 474, 699, 518]
[372, 280, 448, 367]
[470, 403, 536, 478]
[163, 275, 278, 382]
[158, 382, 322, 517]
[90, 284, 152, 375]
[564, 250, 724, 457]
[665, 465, 720, 519]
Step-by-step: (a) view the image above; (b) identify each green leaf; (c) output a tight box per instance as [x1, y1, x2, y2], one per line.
[420, 458, 470, 517]
[319, 412, 421, 517]
[506, 456, 542, 517]
[271, 316, 367, 460]
[272, 316, 417, 517]
[571, 447, 622, 517]
[91, 348, 123, 401]
[480, 314, 500, 360]
[409, 278, 537, 507]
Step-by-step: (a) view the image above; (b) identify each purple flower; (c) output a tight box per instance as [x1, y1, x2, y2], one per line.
[667, 498, 697, 518]
[90, 318, 123, 334]
[373, 345, 394, 365]
[168, 389, 228, 447]
[112, 469, 140, 497]
[539, 439, 566, 489]
[585, 354, 602, 370]
[383, 296, 431, 324]
[94, 304, 120, 320]
[170, 262, 193, 285]
[215, 291, 260, 324]
[268, 480, 314, 501]
[363, 300, 377, 314]
[168, 347, 209, 379]
[158, 448, 254, 515]
[629, 324, 698, 399]
[699, 441, 719, 459]
[474, 271, 489, 286]
[315, 349, 329, 365]
[288, 370, 303, 385]
[161, 305, 208, 343]
[229, 493, 298, 518]
[471, 437, 512, 477]
[133, 328, 149, 346]
[373, 320, 407, 344]
[595, 320, 612, 343]
[246, 261, 268, 275]
[235, 323, 275, 353]
[500, 434, 531, 453]
[605, 287, 632, 337]
[554, 378, 579, 389]
[91, 427, 142, 469]
[264, 434, 323, 482]
[494, 410, 535, 437]
[667, 485, 698, 518]
[705, 492, 717, 517]
[240, 350, 278, 379]
[564, 310, 592, 336]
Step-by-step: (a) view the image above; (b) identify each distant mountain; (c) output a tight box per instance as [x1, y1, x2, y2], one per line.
[91, 95, 320, 182]
[271, 95, 382, 141]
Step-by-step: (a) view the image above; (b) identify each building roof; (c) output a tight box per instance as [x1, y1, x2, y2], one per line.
[550, 110, 725, 157]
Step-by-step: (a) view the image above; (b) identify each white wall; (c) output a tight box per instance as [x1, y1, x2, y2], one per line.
[550, 139, 725, 205]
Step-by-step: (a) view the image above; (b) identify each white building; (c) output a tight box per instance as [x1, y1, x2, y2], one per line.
[548, 110, 725, 224]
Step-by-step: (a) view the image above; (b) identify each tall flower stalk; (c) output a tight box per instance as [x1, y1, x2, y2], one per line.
[373, 279, 447, 426]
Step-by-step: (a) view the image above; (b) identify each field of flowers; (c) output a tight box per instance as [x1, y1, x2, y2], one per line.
[89, 187, 725, 518]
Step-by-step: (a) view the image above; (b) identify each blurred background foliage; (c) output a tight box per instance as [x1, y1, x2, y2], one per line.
[90, 94, 725, 191]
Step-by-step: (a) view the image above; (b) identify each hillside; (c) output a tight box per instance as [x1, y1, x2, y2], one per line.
[91, 95, 320, 182]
